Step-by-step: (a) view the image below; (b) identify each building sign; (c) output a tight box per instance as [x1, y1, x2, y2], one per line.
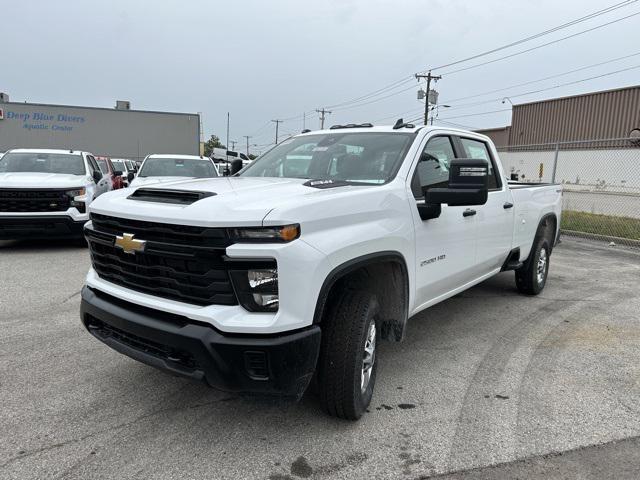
[3, 110, 85, 133]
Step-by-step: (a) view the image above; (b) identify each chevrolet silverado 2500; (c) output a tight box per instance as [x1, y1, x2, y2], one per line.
[0, 148, 109, 240]
[80, 124, 562, 420]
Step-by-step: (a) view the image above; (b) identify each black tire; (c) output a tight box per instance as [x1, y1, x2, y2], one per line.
[515, 237, 550, 295]
[318, 290, 379, 420]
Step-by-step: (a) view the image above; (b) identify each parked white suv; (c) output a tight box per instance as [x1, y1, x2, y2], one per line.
[0, 148, 109, 240]
[81, 124, 562, 419]
[129, 154, 219, 188]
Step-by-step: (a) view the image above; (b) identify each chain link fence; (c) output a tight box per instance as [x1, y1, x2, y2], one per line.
[497, 137, 640, 247]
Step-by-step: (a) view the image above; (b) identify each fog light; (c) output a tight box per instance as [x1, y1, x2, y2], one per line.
[229, 264, 279, 312]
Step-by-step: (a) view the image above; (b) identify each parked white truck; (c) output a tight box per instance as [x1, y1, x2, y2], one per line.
[0, 148, 109, 240]
[80, 123, 562, 419]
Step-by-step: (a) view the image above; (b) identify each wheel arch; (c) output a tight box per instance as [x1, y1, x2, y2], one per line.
[313, 251, 410, 342]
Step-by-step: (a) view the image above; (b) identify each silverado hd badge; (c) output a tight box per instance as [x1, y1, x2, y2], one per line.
[114, 233, 146, 254]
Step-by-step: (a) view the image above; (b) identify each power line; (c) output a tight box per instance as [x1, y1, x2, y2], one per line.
[438, 10, 640, 75]
[426, 0, 637, 72]
[323, 1, 638, 115]
[440, 51, 640, 104]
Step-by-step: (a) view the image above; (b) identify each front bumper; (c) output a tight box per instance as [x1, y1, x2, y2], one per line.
[0, 215, 87, 239]
[80, 286, 321, 398]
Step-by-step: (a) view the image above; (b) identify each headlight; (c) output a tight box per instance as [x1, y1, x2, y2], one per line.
[228, 224, 300, 243]
[65, 188, 86, 198]
[66, 188, 87, 213]
[229, 265, 279, 312]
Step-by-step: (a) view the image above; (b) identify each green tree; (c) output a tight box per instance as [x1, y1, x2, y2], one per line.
[203, 135, 226, 156]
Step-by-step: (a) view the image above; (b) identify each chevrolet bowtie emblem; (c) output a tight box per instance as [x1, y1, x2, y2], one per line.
[114, 233, 146, 254]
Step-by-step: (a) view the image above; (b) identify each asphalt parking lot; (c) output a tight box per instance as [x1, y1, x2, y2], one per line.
[1, 237, 639, 479]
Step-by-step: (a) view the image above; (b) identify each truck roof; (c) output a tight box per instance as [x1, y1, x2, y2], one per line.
[146, 154, 209, 160]
[6, 148, 88, 155]
[299, 124, 490, 140]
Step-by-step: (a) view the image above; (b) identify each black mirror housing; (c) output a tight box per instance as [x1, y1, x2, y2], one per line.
[113, 170, 122, 177]
[127, 172, 135, 182]
[93, 170, 102, 183]
[230, 159, 243, 175]
[424, 158, 489, 207]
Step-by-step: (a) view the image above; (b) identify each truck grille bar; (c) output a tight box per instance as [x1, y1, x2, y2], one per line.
[86, 214, 237, 306]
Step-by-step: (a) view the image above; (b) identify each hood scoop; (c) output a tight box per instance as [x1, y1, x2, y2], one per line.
[127, 188, 216, 205]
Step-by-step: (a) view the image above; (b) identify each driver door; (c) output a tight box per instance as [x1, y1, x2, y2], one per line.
[408, 135, 479, 310]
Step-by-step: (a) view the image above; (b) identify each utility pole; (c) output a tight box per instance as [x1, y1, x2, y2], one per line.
[271, 119, 283, 144]
[316, 108, 332, 129]
[303, 112, 306, 131]
[230, 140, 237, 151]
[226, 112, 230, 161]
[243, 135, 251, 155]
[415, 71, 441, 125]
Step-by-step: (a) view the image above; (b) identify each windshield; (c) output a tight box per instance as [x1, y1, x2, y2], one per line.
[112, 160, 126, 171]
[96, 159, 110, 174]
[0, 152, 86, 175]
[239, 132, 414, 184]
[138, 158, 219, 178]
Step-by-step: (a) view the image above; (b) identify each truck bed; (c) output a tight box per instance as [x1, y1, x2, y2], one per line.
[509, 183, 563, 261]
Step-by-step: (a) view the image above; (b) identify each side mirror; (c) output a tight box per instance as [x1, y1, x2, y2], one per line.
[92, 170, 102, 183]
[113, 170, 122, 177]
[127, 172, 135, 182]
[419, 159, 489, 220]
[230, 159, 243, 175]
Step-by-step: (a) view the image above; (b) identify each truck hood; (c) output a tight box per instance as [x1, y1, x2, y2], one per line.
[0, 172, 89, 189]
[89, 176, 376, 227]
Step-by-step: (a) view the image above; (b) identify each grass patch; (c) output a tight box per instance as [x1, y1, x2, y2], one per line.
[561, 210, 640, 240]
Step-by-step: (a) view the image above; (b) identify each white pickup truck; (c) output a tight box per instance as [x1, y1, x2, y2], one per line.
[80, 123, 562, 420]
[0, 148, 109, 240]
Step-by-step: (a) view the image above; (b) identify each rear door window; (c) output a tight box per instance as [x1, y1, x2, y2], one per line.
[457, 137, 501, 190]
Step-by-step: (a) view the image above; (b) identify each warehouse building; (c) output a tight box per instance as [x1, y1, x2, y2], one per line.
[477, 85, 640, 148]
[0, 94, 201, 160]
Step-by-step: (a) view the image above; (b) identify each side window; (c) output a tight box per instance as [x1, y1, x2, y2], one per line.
[458, 138, 501, 189]
[411, 136, 456, 198]
[87, 156, 100, 178]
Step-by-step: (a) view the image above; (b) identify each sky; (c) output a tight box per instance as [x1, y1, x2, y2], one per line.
[3, 0, 640, 153]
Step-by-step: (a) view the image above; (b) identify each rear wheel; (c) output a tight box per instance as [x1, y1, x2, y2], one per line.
[516, 237, 550, 295]
[318, 290, 379, 420]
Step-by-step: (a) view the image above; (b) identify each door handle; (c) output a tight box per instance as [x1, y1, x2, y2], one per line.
[463, 209, 476, 217]
[503, 202, 514, 209]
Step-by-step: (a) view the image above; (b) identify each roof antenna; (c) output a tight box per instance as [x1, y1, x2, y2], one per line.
[393, 118, 404, 129]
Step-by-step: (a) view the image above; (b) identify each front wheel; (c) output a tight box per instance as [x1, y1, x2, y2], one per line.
[515, 237, 550, 295]
[318, 290, 379, 420]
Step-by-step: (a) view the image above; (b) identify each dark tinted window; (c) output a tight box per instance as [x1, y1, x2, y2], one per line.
[458, 137, 501, 189]
[411, 136, 456, 198]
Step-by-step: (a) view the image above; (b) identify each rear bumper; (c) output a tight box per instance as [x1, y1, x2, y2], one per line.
[0, 215, 86, 239]
[80, 287, 321, 398]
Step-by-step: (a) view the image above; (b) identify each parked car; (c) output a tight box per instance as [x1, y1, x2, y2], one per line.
[129, 154, 219, 188]
[0, 148, 109, 239]
[80, 124, 562, 419]
[110, 159, 134, 187]
[95, 156, 124, 190]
